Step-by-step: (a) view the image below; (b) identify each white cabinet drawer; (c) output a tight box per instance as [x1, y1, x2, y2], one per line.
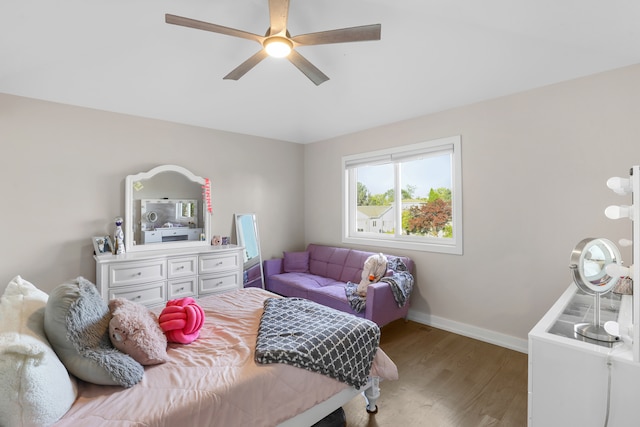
[142, 231, 162, 244]
[108, 281, 165, 307]
[168, 256, 197, 278]
[198, 272, 240, 295]
[199, 253, 241, 274]
[160, 228, 201, 241]
[109, 260, 166, 287]
[168, 277, 196, 299]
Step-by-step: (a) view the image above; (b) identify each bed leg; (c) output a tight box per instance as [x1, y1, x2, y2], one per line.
[363, 376, 380, 414]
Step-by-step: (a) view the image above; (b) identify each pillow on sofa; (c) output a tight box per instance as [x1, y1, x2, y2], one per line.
[109, 297, 168, 365]
[0, 276, 77, 427]
[44, 277, 144, 388]
[283, 251, 310, 273]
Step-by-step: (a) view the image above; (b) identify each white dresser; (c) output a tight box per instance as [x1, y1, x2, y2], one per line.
[528, 285, 640, 427]
[94, 245, 244, 308]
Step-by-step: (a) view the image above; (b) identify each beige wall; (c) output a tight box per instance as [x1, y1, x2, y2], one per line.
[0, 94, 305, 294]
[304, 64, 640, 349]
[3, 63, 640, 350]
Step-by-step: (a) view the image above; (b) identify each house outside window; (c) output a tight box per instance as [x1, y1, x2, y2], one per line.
[342, 135, 462, 254]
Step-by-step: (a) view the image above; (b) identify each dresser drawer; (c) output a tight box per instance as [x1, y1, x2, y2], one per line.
[199, 253, 241, 274]
[108, 281, 165, 307]
[168, 256, 197, 278]
[109, 259, 166, 287]
[142, 231, 162, 244]
[168, 277, 196, 299]
[198, 272, 240, 295]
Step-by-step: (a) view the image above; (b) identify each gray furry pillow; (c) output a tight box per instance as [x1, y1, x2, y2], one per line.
[44, 277, 144, 388]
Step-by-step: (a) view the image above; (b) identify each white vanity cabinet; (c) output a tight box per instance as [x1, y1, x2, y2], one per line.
[95, 245, 243, 308]
[528, 285, 640, 427]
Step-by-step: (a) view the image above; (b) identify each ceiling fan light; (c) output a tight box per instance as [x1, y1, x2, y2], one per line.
[264, 37, 292, 58]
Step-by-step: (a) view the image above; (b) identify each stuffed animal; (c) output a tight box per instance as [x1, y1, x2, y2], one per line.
[356, 253, 388, 297]
[108, 298, 168, 365]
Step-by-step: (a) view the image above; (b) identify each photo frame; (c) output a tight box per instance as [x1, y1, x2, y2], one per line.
[92, 235, 113, 255]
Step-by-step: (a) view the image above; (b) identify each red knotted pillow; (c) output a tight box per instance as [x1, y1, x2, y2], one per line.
[158, 297, 205, 344]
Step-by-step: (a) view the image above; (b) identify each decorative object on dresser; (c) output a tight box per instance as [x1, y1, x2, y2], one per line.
[92, 235, 113, 255]
[113, 216, 126, 254]
[235, 213, 265, 289]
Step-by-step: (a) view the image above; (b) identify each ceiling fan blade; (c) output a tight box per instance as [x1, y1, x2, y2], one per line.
[223, 50, 269, 81]
[287, 50, 329, 86]
[165, 14, 263, 43]
[292, 24, 381, 46]
[268, 0, 289, 36]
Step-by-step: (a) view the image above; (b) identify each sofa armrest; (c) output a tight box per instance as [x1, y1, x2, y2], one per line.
[364, 281, 410, 327]
[263, 258, 284, 278]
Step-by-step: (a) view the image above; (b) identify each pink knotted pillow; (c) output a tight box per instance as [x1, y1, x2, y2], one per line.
[158, 298, 205, 344]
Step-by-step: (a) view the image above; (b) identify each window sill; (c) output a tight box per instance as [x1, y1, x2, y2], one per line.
[342, 235, 463, 255]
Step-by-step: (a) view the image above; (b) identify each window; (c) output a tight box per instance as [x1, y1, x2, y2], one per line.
[342, 135, 462, 254]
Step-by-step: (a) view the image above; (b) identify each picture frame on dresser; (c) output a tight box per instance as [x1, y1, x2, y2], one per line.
[92, 236, 113, 255]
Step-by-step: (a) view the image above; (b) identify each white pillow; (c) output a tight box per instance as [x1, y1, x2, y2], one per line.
[0, 276, 77, 427]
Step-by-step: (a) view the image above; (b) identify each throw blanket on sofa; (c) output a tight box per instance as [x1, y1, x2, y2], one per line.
[345, 258, 415, 312]
[345, 281, 366, 313]
[255, 298, 380, 388]
[379, 258, 414, 308]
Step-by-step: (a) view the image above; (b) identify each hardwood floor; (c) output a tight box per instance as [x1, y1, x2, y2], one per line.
[343, 320, 528, 427]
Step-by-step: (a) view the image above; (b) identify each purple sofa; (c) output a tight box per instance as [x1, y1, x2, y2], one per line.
[263, 244, 414, 327]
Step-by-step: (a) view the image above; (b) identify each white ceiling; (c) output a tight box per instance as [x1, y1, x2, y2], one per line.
[2, 0, 639, 143]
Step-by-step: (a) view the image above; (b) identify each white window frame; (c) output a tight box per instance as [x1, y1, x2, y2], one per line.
[342, 135, 463, 255]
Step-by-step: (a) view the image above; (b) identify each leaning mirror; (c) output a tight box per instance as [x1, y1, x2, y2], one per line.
[235, 213, 264, 289]
[569, 237, 622, 342]
[125, 165, 211, 252]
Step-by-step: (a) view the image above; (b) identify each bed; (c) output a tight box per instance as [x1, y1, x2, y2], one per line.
[52, 287, 398, 426]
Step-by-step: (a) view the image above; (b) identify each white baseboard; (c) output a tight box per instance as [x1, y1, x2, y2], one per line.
[406, 309, 528, 354]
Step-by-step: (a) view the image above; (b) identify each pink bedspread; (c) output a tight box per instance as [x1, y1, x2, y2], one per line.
[54, 288, 398, 427]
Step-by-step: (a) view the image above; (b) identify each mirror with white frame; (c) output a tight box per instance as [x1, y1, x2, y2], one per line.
[235, 213, 264, 289]
[125, 165, 211, 252]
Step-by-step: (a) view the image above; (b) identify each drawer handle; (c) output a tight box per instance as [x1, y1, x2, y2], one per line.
[134, 272, 142, 276]
[177, 266, 184, 270]
[216, 281, 223, 286]
[178, 287, 184, 292]
[216, 261, 223, 266]
[133, 295, 141, 300]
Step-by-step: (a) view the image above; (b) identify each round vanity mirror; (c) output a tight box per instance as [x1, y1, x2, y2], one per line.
[569, 237, 622, 342]
[146, 211, 158, 223]
[570, 237, 622, 294]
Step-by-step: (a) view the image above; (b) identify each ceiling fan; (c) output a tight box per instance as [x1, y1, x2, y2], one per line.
[165, 0, 381, 85]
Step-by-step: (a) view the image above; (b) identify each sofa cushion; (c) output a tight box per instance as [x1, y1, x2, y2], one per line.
[267, 272, 336, 298]
[307, 244, 350, 280]
[283, 251, 310, 273]
[0, 276, 77, 427]
[307, 284, 366, 318]
[339, 249, 376, 283]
